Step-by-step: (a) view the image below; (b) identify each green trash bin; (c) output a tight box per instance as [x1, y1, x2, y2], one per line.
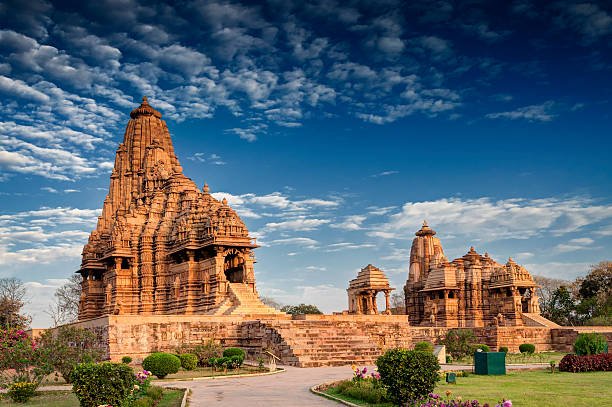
[474, 351, 506, 375]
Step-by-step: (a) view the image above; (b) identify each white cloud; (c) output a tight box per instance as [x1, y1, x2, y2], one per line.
[331, 215, 367, 231]
[265, 217, 330, 232]
[486, 101, 555, 122]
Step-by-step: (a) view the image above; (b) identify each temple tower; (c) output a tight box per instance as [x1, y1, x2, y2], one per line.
[77, 97, 280, 320]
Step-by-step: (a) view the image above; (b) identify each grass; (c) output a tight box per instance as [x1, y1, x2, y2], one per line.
[448, 352, 567, 365]
[0, 388, 185, 406]
[324, 370, 612, 406]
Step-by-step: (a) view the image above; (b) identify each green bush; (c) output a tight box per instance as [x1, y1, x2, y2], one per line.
[445, 355, 453, 363]
[7, 381, 37, 403]
[191, 340, 223, 366]
[519, 343, 536, 354]
[474, 344, 490, 352]
[179, 353, 198, 370]
[146, 385, 164, 401]
[38, 326, 103, 383]
[121, 356, 132, 364]
[376, 348, 440, 405]
[414, 341, 434, 353]
[499, 346, 509, 353]
[223, 347, 246, 359]
[71, 362, 135, 407]
[336, 379, 388, 404]
[573, 333, 608, 356]
[142, 353, 181, 379]
[442, 329, 477, 359]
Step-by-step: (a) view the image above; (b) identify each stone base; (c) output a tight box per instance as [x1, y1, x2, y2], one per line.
[66, 315, 612, 367]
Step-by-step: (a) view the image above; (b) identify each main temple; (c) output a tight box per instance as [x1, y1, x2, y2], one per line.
[77, 97, 279, 319]
[404, 222, 541, 327]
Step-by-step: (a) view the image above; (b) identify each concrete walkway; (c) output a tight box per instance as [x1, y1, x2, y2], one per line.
[35, 363, 549, 406]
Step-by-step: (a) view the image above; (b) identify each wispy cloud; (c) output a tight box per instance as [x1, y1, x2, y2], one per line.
[486, 101, 555, 122]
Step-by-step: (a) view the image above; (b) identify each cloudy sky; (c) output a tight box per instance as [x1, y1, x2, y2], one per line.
[0, 0, 611, 327]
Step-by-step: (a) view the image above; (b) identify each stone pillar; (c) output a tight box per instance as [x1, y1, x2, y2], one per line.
[185, 250, 196, 314]
[384, 290, 391, 314]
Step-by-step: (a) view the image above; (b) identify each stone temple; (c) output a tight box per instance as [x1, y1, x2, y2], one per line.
[77, 97, 280, 319]
[70, 98, 610, 366]
[404, 222, 541, 328]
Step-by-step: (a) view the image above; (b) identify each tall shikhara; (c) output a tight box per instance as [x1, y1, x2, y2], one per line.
[77, 97, 280, 319]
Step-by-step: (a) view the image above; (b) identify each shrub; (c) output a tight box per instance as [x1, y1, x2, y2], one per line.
[335, 379, 388, 404]
[443, 329, 477, 359]
[573, 333, 608, 356]
[559, 353, 612, 372]
[0, 329, 52, 388]
[7, 381, 37, 403]
[499, 346, 509, 353]
[376, 348, 440, 405]
[191, 340, 223, 366]
[146, 385, 164, 401]
[474, 344, 490, 352]
[519, 343, 536, 354]
[132, 396, 154, 407]
[38, 326, 103, 383]
[223, 347, 246, 359]
[71, 362, 135, 407]
[179, 353, 198, 371]
[229, 355, 244, 368]
[121, 356, 132, 364]
[445, 355, 453, 363]
[142, 353, 181, 379]
[414, 341, 434, 353]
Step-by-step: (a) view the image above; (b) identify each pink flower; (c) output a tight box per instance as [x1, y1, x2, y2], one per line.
[502, 401, 512, 407]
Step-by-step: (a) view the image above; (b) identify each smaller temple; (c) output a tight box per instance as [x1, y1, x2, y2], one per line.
[404, 221, 542, 327]
[347, 264, 394, 315]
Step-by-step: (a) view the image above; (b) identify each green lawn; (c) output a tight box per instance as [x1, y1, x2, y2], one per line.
[0, 388, 185, 407]
[324, 370, 612, 406]
[448, 352, 567, 365]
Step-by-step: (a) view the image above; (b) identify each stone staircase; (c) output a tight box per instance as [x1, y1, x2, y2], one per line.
[219, 283, 284, 316]
[257, 317, 412, 367]
[522, 313, 561, 328]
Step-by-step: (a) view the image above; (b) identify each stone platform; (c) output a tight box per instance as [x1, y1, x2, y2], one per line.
[69, 314, 612, 367]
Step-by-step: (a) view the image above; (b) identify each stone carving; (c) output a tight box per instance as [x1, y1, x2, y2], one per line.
[77, 97, 280, 319]
[347, 264, 394, 315]
[404, 221, 542, 327]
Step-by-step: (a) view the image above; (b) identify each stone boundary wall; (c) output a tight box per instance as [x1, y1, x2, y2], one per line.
[64, 315, 612, 365]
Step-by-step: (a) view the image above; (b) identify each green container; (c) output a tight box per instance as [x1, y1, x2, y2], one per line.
[474, 351, 506, 375]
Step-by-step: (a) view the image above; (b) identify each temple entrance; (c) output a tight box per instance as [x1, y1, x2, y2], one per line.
[224, 251, 245, 283]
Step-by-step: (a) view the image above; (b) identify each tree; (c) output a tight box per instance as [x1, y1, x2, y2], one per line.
[576, 261, 611, 325]
[46, 274, 82, 326]
[0, 278, 30, 329]
[534, 275, 571, 318]
[390, 291, 406, 314]
[546, 286, 577, 326]
[280, 303, 322, 315]
[260, 296, 282, 310]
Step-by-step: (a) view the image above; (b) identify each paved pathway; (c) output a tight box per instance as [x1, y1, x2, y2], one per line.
[35, 363, 549, 406]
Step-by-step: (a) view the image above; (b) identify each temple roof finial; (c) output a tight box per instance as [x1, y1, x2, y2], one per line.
[130, 96, 162, 119]
[203, 183, 210, 193]
[222, 197, 228, 205]
[415, 220, 436, 237]
[142, 96, 148, 103]
[423, 220, 428, 227]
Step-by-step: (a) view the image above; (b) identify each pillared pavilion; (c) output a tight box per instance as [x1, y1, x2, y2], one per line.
[77, 97, 280, 319]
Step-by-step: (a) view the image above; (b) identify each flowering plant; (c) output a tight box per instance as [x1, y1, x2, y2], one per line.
[0, 328, 52, 389]
[131, 370, 152, 400]
[415, 392, 511, 407]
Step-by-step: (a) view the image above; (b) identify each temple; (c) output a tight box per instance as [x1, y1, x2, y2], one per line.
[347, 264, 394, 315]
[77, 97, 280, 319]
[404, 221, 541, 327]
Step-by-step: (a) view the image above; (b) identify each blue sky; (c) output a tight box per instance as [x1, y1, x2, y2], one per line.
[0, 0, 611, 327]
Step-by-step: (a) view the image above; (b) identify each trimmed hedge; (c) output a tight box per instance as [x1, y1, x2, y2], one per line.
[519, 343, 536, 354]
[121, 356, 132, 364]
[573, 333, 608, 356]
[474, 344, 490, 352]
[376, 348, 440, 405]
[223, 347, 246, 359]
[142, 352, 181, 379]
[559, 353, 612, 372]
[71, 362, 135, 407]
[498, 346, 509, 353]
[179, 353, 198, 370]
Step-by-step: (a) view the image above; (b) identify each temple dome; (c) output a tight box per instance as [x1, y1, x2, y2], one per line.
[130, 96, 162, 119]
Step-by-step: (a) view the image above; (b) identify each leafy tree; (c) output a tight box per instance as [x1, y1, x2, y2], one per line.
[280, 303, 322, 315]
[46, 274, 82, 326]
[0, 328, 53, 388]
[390, 291, 406, 315]
[442, 329, 477, 359]
[576, 261, 611, 325]
[546, 286, 577, 325]
[534, 275, 571, 318]
[0, 278, 30, 329]
[37, 326, 103, 383]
